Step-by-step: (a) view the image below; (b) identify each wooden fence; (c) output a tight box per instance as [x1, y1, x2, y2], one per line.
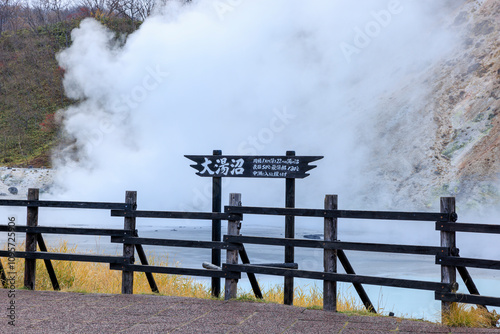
[1, 188, 499, 321]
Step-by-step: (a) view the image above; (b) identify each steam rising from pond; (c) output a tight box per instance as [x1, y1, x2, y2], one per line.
[1, 1, 499, 322]
[51, 0, 473, 215]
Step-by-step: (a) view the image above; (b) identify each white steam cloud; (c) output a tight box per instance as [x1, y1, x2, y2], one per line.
[52, 0, 464, 214]
[3, 1, 499, 319]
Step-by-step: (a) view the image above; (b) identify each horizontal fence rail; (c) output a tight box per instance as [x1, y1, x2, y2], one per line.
[0, 225, 131, 236]
[223, 264, 455, 292]
[111, 236, 242, 250]
[224, 235, 449, 256]
[225, 206, 457, 222]
[436, 292, 500, 308]
[0, 199, 129, 210]
[0, 250, 127, 264]
[437, 256, 500, 270]
[436, 222, 500, 234]
[111, 210, 240, 220]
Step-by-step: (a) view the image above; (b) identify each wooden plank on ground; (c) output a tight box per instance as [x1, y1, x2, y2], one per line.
[111, 264, 240, 279]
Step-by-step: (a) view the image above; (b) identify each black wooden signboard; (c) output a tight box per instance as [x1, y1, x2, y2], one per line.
[186, 150, 322, 302]
[185, 155, 323, 178]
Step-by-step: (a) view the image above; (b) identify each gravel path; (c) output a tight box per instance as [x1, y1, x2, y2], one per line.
[2, 290, 498, 333]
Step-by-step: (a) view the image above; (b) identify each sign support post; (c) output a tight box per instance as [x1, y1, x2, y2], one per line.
[212, 149, 222, 298]
[284, 151, 295, 305]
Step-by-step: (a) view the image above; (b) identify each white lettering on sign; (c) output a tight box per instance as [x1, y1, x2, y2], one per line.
[252, 171, 287, 177]
[200, 158, 215, 175]
[230, 158, 244, 175]
[199, 157, 245, 176]
[252, 158, 300, 165]
[252, 164, 300, 173]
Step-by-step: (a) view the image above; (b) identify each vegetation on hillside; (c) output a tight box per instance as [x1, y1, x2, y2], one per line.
[1, 22, 72, 166]
[0, 2, 147, 167]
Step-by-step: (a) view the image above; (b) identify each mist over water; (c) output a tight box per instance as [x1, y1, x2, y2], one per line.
[41, 1, 499, 281]
[51, 0, 469, 214]
[47, 0, 499, 274]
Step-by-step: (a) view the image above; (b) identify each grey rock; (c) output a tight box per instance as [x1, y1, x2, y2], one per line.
[303, 234, 323, 240]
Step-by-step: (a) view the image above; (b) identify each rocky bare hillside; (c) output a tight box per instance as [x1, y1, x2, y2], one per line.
[438, 0, 500, 206]
[0, 167, 54, 199]
[364, 0, 499, 209]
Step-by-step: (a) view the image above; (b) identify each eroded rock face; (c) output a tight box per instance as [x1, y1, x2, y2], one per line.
[435, 0, 500, 204]
[0, 168, 54, 199]
[431, 0, 499, 207]
[362, 0, 499, 209]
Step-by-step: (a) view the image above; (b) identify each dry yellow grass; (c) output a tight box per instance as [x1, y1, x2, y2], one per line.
[238, 283, 368, 313]
[6, 241, 211, 298]
[3, 241, 364, 311]
[442, 303, 499, 328]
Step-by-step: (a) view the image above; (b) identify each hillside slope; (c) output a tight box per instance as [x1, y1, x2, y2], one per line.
[363, 0, 499, 209]
[0, 23, 74, 166]
[0, 17, 139, 167]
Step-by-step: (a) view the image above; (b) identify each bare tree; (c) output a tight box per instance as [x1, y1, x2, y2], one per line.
[109, 0, 165, 21]
[22, 0, 49, 30]
[0, 0, 19, 34]
[114, 0, 139, 20]
[72, 0, 108, 16]
[135, 0, 157, 21]
[45, 0, 68, 23]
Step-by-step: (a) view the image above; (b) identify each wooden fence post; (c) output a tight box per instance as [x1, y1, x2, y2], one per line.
[24, 188, 39, 290]
[122, 191, 137, 294]
[323, 195, 338, 311]
[440, 197, 457, 320]
[225, 193, 241, 300]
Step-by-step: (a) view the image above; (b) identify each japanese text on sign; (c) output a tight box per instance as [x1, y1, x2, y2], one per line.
[185, 155, 323, 178]
[200, 157, 245, 176]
